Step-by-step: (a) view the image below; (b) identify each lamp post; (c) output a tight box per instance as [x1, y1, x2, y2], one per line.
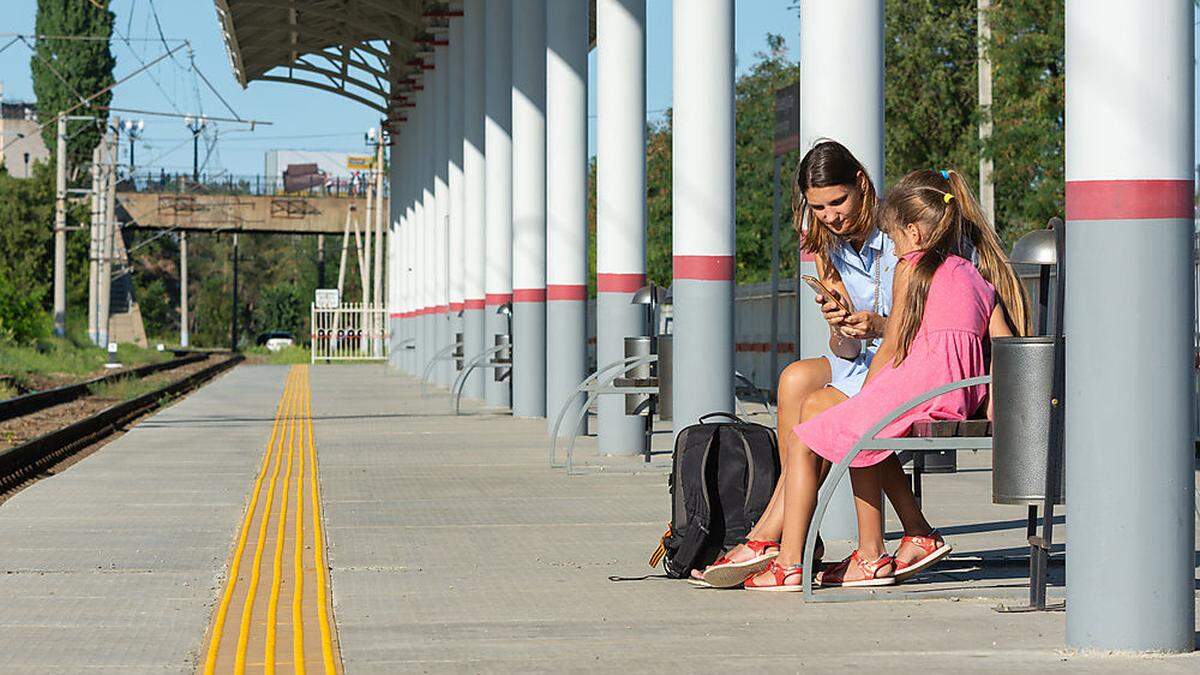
[184, 116, 206, 183]
[122, 119, 144, 179]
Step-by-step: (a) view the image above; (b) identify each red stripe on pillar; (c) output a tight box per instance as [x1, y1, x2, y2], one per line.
[389, 312, 403, 318]
[547, 284, 587, 301]
[513, 288, 546, 302]
[485, 293, 513, 306]
[449, 302, 464, 312]
[596, 273, 645, 293]
[464, 298, 485, 310]
[673, 255, 734, 281]
[435, 304, 449, 314]
[1066, 179, 1193, 221]
[800, 250, 816, 263]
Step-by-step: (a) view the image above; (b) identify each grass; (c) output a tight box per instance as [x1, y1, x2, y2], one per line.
[244, 345, 311, 365]
[87, 375, 164, 401]
[0, 335, 172, 391]
[0, 381, 20, 401]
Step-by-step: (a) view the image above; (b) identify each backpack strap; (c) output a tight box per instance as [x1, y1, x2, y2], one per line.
[647, 525, 671, 568]
[668, 429, 719, 571]
[741, 425, 781, 525]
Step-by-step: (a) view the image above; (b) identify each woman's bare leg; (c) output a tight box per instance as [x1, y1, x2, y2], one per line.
[849, 465, 888, 561]
[746, 382, 844, 544]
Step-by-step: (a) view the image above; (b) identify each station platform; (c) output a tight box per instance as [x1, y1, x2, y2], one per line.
[0, 363, 1195, 673]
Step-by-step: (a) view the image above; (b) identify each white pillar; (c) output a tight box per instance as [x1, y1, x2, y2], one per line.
[462, 0, 488, 399]
[546, 0, 589, 435]
[179, 232, 189, 347]
[1064, 0, 1195, 652]
[511, 0, 547, 418]
[388, 137, 402, 370]
[405, 126, 419, 375]
[672, 0, 735, 432]
[434, 44, 451, 386]
[485, 0, 514, 408]
[798, 0, 884, 539]
[596, 0, 647, 454]
[422, 88, 437, 380]
[448, 16, 467, 386]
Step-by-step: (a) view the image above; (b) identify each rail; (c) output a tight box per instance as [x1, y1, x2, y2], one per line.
[0, 354, 244, 492]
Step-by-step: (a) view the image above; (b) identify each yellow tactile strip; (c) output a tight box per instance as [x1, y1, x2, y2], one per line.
[202, 366, 340, 674]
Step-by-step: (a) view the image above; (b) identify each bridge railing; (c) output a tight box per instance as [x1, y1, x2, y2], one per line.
[119, 172, 388, 199]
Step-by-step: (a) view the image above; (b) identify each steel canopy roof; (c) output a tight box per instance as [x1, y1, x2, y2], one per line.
[214, 1, 596, 130]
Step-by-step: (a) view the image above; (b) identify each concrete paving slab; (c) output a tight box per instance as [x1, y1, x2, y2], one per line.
[0, 364, 287, 673]
[312, 365, 1200, 673]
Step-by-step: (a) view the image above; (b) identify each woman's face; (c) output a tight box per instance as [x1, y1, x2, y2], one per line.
[805, 175, 862, 238]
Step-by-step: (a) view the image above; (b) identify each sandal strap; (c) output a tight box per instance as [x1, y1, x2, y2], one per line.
[765, 560, 804, 584]
[745, 539, 779, 554]
[851, 550, 894, 578]
[900, 530, 943, 554]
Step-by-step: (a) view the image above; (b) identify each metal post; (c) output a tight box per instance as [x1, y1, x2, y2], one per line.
[52, 115, 68, 337]
[977, 0, 995, 225]
[511, 0, 548, 417]
[798, 0, 884, 540]
[1064, 0, 1195, 652]
[597, 0, 647, 453]
[672, 0, 735, 432]
[230, 232, 239, 351]
[88, 145, 100, 345]
[546, 0, 589, 436]
[770, 155, 782, 392]
[317, 234, 326, 288]
[485, 0, 514, 408]
[434, 43, 451, 386]
[448, 15, 466, 384]
[97, 125, 117, 348]
[462, 0, 488, 399]
[180, 231, 189, 347]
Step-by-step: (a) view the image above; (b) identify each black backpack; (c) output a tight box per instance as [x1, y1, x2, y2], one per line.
[648, 412, 780, 578]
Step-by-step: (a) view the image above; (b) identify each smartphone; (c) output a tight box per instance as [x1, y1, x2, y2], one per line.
[802, 275, 854, 315]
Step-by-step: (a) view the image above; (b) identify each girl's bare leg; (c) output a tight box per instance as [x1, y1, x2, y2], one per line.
[849, 465, 888, 561]
[877, 454, 936, 566]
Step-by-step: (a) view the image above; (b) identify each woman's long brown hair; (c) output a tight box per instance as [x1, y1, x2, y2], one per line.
[878, 169, 1031, 364]
[792, 140, 878, 276]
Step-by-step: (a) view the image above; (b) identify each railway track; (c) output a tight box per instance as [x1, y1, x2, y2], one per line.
[0, 354, 244, 492]
[0, 352, 208, 423]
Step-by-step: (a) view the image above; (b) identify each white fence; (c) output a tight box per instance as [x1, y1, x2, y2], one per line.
[310, 303, 389, 362]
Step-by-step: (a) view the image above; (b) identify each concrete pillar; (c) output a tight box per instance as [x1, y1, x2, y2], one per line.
[596, 0, 647, 454]
[88, 145, 100, 345]
[1064, 0, 1195, 652]
[52, 115, 67, 337]
[798, 0, 884, 539]
[672, 0, 734, 430]
[448, 16, 466, 386]
[434, 44, 451, 386]
[179, 232, 188, 348]
[404, 128, 419, 375]
[462, 0, 488, 400]
[388, 139, 402, 370]
[511, 0, 548, 418]
[422, 91, 437, 380]
[485, 0, 514, 408]
[546, 0, 589, 435]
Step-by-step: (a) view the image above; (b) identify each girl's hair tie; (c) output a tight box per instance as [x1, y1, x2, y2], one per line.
[939, 169, 950, 179]
[943, 191, 954, 204]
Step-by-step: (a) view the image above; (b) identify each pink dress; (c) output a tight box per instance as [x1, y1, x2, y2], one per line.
[795, 252, 995, 468]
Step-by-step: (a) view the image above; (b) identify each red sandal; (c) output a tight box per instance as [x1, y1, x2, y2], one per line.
[699, 539, 779, 588]
[893, 530, 951, 583]
[816, 550, 896, 588]
[743, 559, 806, 592]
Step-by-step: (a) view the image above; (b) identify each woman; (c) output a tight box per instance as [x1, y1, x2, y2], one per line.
[698, 140, 897, 588]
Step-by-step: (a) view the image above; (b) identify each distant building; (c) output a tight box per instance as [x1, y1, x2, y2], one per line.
[264, 149, 361, 183]
[0, 100, 49, 178]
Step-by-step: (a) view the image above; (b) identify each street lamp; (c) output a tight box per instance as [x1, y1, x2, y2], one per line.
[122, 119, 144, 181]
[184, 115, 207, 183]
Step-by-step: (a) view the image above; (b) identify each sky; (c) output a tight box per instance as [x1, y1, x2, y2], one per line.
[0, 0, 799, 177]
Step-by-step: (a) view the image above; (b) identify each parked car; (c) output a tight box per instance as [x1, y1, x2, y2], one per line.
[255, 331, 296, 352]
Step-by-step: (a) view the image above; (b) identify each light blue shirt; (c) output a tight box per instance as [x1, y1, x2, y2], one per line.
[822, 227, 898, 396]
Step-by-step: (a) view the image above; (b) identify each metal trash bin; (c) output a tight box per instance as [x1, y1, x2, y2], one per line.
[657, 335, 672, 421]
[493, 334, 511, 382]
[992, 336, 1064, 505]
[622, 336, 656, 415]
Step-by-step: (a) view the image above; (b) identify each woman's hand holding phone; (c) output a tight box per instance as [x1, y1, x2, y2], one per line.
[838, 311, 885, 340]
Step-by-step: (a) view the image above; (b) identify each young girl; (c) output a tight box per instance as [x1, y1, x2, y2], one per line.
[739, 168, 1030, 590]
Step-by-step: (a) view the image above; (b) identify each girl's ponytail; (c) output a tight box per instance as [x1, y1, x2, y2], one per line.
[943, 171, 1032, 336]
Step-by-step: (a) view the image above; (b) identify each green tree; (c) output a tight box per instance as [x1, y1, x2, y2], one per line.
[988, 0, 1064, 238]
[254, 282, 306, 338]
[0, 164, 55, 342]
[31, 0, 116, 169]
